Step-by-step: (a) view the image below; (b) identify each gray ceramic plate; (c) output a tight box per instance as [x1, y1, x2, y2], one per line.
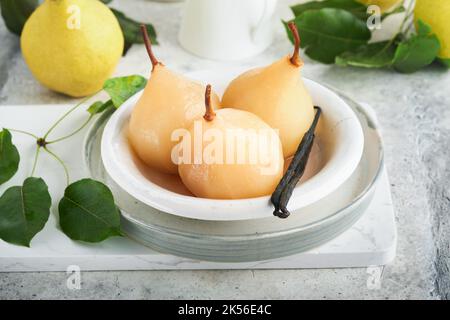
[83, 89, 383, 262]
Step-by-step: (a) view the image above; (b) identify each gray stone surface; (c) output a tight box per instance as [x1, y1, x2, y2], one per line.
[0, 0, 449, 300]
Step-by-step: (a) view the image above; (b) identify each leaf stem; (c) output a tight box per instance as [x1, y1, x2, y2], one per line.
[43, 94, 96, 140]
[47, 115, 94, 144]
[44, 147, 70, 186]
[6, 128, 38, 139]
[396, 0, 415, 36]
[372, 0, 415, 61]
[30, 146, 41, 177]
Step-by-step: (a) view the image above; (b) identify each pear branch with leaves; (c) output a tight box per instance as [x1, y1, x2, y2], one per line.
[0, 75, 147, 247]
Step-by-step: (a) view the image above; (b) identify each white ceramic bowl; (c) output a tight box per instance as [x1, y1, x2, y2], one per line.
[101, 68, 364, 221]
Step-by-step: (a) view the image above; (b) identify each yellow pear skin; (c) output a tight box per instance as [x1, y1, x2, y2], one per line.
[178, 86, 284, 200]
[21, 0, 124, 97]
[222, 23, 314, 158]
[415, 0, 450, 60]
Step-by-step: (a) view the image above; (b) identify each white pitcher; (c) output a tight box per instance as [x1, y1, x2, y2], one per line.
[178, 0, 278, 61]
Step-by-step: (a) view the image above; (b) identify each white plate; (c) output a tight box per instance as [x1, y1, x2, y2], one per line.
[101, 68, 364, 221]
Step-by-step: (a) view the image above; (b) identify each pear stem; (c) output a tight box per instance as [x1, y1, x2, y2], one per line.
[140, 24, 159, 71]
[203, 85, 216, 122]
[288, 21, 302, 67]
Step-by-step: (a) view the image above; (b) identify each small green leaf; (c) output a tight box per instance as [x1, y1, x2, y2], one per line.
[291, 0, 367, 20]
[87, 101, 104, 115]
[286, 8, 371, 64]
[59, 179, 122, 243]
[103, 75, 147, 108]
[0, 0, 38, 35]
[110, 8, 158, 55]
[0, 129, 20, 185]
[393, 20, 440, 74]
[0, 177, 51, 247]
[336, 41, 396, 68]
[87, 100, 114, 115]
[416, 19, 432, 34]
[100, 0, 113, 3]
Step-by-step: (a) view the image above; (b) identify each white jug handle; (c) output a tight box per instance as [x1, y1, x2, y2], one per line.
[252, 0, 277, 42]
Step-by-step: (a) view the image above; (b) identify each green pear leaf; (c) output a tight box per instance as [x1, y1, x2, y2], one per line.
[393, 20, 441, 74]
[0, 177, 51, 247]
[110, 8, 158, 55]
[58, 179, 122, 243]
[0, 129, 20, 185]
[286, 8, 371, 64]
[87, 100, 114, 115]
[336, 41, 396, 68]
[291, 0, 368, 20]
[87, 101, 105, 115]
[103, 75, 147, 108]
[0, 0, 38, 35]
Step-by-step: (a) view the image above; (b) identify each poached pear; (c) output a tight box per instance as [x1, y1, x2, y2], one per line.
[222, 22, 314, 158]
[178, 85, 284, 200]
[128, 26, 220, 174]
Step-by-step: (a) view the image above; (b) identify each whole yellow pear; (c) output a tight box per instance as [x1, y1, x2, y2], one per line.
[357, 0, 402, 13]
[415, 0, 450, 60]
[21, 0, 124, 97]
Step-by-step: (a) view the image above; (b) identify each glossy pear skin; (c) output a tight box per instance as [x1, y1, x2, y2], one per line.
[222, 56, 315, 157]
[21, 0, 124, 97]
[178, 109, 284, 200]
[128, 64, 220, 174]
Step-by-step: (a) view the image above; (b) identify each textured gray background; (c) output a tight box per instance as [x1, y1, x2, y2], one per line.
[0, 0, 449, 299]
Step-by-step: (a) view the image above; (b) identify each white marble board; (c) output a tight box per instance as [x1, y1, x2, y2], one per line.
[0, 105, 397, 271]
